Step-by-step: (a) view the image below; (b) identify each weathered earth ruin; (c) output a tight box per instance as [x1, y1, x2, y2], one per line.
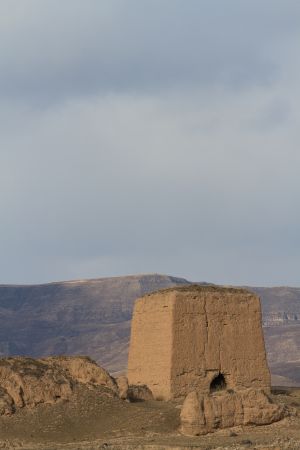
[180, 388, 285, 435]
[0, 356, 118, 414]
[127, 285, 271, 400]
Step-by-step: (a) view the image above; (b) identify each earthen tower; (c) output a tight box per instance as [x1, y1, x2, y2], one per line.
[127, 285, 270, 400]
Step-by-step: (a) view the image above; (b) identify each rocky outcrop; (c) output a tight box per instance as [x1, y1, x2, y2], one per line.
[0, 356, 117, 415]
[128, 285, 270, 400]
[0, 357, 73, 409]
[180, 389, 285, 435]
[0, 386, 15, 415]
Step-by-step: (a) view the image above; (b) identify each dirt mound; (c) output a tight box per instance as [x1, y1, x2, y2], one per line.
[180, 388, 286, 436]
[43, 356, 118, 393]
[0, 356, 117, 414]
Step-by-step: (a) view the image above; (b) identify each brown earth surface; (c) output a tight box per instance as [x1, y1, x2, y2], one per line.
[0, 386, 299, 449]
[0, 274, 299, 384]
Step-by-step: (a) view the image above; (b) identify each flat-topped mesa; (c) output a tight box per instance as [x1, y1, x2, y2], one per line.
[127, 285, 271, 400]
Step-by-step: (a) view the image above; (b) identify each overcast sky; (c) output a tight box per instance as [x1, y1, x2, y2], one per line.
[1, 0, 300, 286]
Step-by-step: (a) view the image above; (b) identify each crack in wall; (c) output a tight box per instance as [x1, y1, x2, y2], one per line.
[204, 297, 208, 361]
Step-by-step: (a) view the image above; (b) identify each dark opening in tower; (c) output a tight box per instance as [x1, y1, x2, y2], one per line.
[210, 373, 226, 393]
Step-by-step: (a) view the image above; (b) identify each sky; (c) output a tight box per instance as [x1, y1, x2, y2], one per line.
[1, 0, 300, 286]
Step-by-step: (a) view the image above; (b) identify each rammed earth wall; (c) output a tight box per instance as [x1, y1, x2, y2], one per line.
[127, 286, 270, 400]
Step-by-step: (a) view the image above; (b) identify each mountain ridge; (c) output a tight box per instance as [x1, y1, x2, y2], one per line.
[0, 273, 299, 385]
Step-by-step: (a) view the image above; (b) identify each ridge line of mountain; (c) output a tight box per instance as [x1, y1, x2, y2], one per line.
[0, 273, 299, 386]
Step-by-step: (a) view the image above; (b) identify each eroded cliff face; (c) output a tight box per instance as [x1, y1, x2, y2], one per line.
[0, 356, 118, 415]
[128, 285, 270, 400]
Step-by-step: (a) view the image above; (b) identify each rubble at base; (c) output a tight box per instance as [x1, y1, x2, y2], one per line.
[180, 388, 286, 436]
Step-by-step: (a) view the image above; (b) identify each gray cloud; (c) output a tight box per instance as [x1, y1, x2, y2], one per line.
[0, 0, 299, 104]
[0, 1, 300, 285]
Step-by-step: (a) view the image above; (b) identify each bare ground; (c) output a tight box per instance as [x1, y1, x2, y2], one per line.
[0, 386, 299, 450]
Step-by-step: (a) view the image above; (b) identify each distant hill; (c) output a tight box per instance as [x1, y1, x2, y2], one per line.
[0, 274, 299, 385]
[0, 274, 190, 373]
[250, 286, 300, 386]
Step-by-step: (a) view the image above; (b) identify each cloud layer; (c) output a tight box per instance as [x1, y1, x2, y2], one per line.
[1, 0, 300, 285]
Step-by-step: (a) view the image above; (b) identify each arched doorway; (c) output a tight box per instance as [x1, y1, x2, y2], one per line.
[210, 373, 226, 393]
